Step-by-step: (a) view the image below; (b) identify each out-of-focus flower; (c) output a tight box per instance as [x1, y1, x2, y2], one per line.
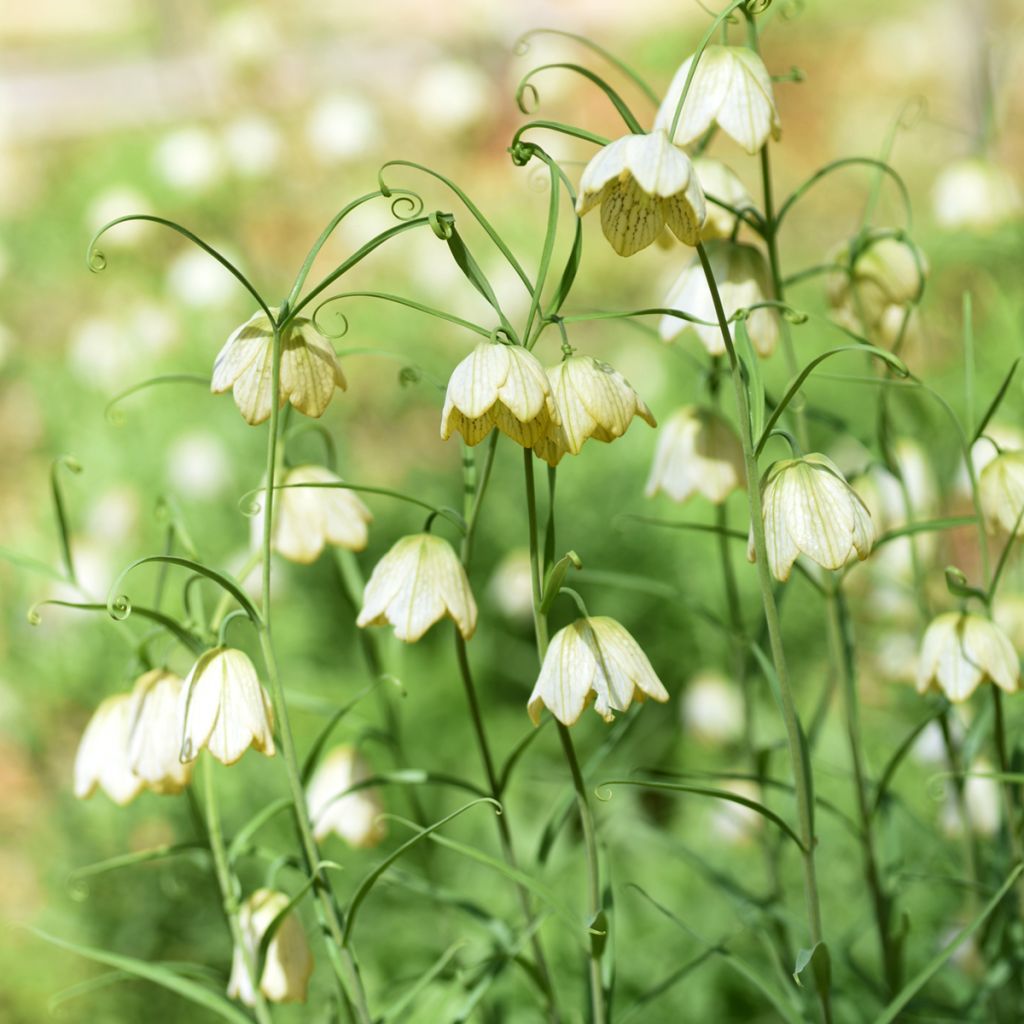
[440, 342, 558, 447]
[660, 241, 778, 356]
[228, 889, 313, 1007]
[127, 669, 191, 794]
[74, 694, 144, 806]
[994, 593, 1024, 652]
[166, 247, 239, 309]
[681, 670, 743, 744]
[980, 451, 1024, 535]
[153, 127, 224, 192]
[168, 431, 233, 500]
[357, 534, 476, 642]
[752, 454, 874, 581]
[708, 780, 763, 844]
[646, 405, 745, 504]
[534, 355, 656, 466]
[412, 61, 490, 135]
[932, 158, 1022, 232]
[223, 115, 282, 178]
[575, 132, 706, 256]
[488, 548, 536, 621]
[942, 758, 1001, 838]
[179, 648, 276, 765]
[916, 613, 1019, 703]
[527, 617, 668, 726]
[306, 746, 385, 847]
[692, 157, 753, 241]
[87, 186, 151, 246]
[86, 486, 140, 547]
[214, 8, 276, 68]
[655, 45, 781, 154]
[212, 310, 346, 425]
[252, 464, 371, 563]
[306, 94, 377, 164]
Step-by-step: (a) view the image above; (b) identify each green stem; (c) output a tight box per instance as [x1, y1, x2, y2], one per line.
[696, 242, 830, 1022]
[991, 688, 1024, 884]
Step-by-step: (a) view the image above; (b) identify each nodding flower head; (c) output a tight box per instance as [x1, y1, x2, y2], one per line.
[127, 669, 192, 794]
[932, 157, 1023, 233]
[306, 745, 386, 848]
[980, 450, 1024, 536]
[692, 157, 754, 242]
[74, 693, 145, 806]
[916, 612, 1019, 703]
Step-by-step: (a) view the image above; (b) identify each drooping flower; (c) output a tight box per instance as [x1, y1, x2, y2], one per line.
[527, 616, 669, 726]
[357, 533, 476, 641]
[74, 694, 145, 806]
[440, 341, 559, 447]
[227, 888, 314, 1007]
[575, 131, 706, 257]
[980, 450, 1024, 536]
[127, 669, 192, 794]
[655, 45, 781, 154]
[306, 746, 385, 848]
[916, 612, 1019, 703]
[751, 454, 874, 581]
[692, 157, 754, 241]
[932, 158, 1022, 233]
[178, 648, 276, 765]
[681, 670, 743, 745]
[533, 355, 656, 467]
[659, 241, 778, 356]
[211, 309, 347, 425]
[645, 405, 745, 504]
[252, 464, 372, 563]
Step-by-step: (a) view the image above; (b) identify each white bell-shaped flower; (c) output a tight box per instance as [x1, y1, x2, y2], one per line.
[178, 648, 276, 765]
[932, 158, 1022, 233]
[980, 451, 1024, 536]
[527, 616, 669, 726]
[357, 533, 477, 642]
[306, 745, 385, 848]
[916, 612, 1019, 703]
[74, 693, 145, 806]
[645, 405, 745, 504]
[681, 670, 744, 745]
[127, 669, 192, 794]
[212, 309, 346, 425]
[575, 131, 706, 256]
[660, 240, 778, 356]
[252, 464, 372, 563]
[440, 341, 559, 447]
[752, 453, 874, 581]
[655, 45, 781, 154]
[227, 888, 314, 1007]
[692, 157, 754, 241]
[533, 355, 656, 467]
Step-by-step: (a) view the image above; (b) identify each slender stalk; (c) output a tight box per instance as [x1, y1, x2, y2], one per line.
[696, 242, 830, 1022]
[991, 688, 1024, 879]
[202, 762, 274, 1024]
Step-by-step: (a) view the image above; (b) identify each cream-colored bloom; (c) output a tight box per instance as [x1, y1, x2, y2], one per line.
[74, 694, 144, 806]
[752, 454, 874, 581]
[227, 888, 313, 1007]
[994, 594, 1024, 652]
[980, 451, 1024, 536]
[440, 342, 559, 447]
[307, 746, 385, 848]
[659, 241, 778, 356]
[655, 45, 781, 154]
[692, 157, 753, 241]
[932, 158, 1022, 233]
[252, 464, 371, 563]
[127, 669, 192, 794]
[645, 405, 745, 504]
[575, 131, 706, 256]
[916, 612, 1019, 702]
[357, 533, 476, 641]
[942, 758, 1001, 838]
[211, 309, 346, 425]
[681, 670, 743, 744]
[533, 355, 656, 467]
[527, 616, 669, 726]
[179, 648, 276, 765]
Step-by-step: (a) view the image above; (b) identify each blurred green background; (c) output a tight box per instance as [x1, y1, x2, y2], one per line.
[2, 0, 1024, 1021]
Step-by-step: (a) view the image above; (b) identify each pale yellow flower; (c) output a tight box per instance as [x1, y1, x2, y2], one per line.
[752, 454, 874, 581]
[655, 45, 781, 154]
[227, 888, 313, 1007]
[179, 648, 276, 765]
[980, 451, 1024, 536]
[306, 746, 385, 848]
[533, 355, 656, 467]
[527, 616, 669, 726]
[252, 464, 371, 564]
[692, 157, 754, 241]
[916, 612, 1019, 703]
[681, 670, 743, 745]
[645, 405, 745, 504]
[575, 131, 706, 256]
[211, 309, 346, 425]
[127, 669, 192, 794]
[74, 693, 144, 806]
[932, 158, 1022, 233]
[357, 533, 476, 641]
[659, 241, 778, 356]
[440, 341, 558, 447]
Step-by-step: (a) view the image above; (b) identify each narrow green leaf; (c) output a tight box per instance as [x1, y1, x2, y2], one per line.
[793, 941, 831, 1005]
[871, 707, 946, 818]
[380, 941, 465, 1023]
[69, 842, 208, 884]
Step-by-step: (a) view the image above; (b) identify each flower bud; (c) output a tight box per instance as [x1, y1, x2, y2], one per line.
[916, 612, 1019, 703]
[980, 450, 1024, 536]
[74, 694, 145, 806]
[357, 533, 477, 642]
[306, 746, 385, 848]
[932, 158, 1022, 233]
[128, 669, 192, 794]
